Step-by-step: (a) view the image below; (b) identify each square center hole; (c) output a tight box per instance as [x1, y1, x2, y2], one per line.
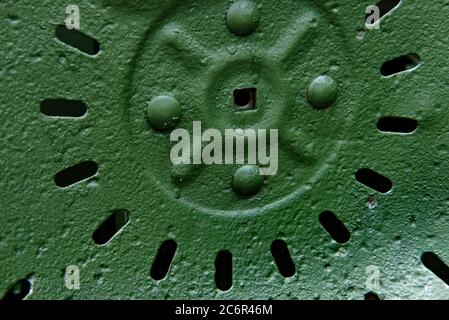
[233, 88, 256, 111]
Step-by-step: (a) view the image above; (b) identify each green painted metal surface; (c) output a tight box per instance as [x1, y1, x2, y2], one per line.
[0, 0, 448, 300]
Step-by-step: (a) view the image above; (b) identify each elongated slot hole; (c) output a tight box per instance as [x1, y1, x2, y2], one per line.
[271, 240, 296, 278]
[2, 278, 32, 300]
[366, 0, 401, 25]
[40, 99, 87, 118]
[215, 250, 233, 291]
[150, 240, 177, 281]
[377, 117, 418, 133]
[381, 53, 420, 76]
[355, 168, 393, 193]
[92, 209, 130, 245]
[421, 252, 449, 286]
[54, 161, 98, 188]
[319, 211, 351, 244]
[55, 25, 100, 56]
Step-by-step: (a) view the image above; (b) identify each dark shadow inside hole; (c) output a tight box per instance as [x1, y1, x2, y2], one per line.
[233, 88, 256, 109]
[355, 168, 393, 194]
[381, 53, 420, 76]
[319, 211, 351, 244]
[150, 240, 177, 281]
[271, 240, 296, 278]
[40, 99, 87, 118]
[377, 117, 418, 133]
[421, 252, 449, 286]
[364, 291, 381, 300]
[365, 0, 401, 24]
[55, 25, 100, 56]
[215, 250, 233, 291]
[3, 278, 31, 300]
[54, 161, 98, 188]
[92, 209, 130, 245]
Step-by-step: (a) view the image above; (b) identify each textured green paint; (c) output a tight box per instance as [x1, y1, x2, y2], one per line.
[0, 0, 448, 300]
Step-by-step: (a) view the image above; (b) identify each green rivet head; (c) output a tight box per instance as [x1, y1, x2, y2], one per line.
[307, 75, 338, 109]
[146, 95, 181, 131]
[232, 165, 264, 196]
[170, 163, 198, 184]
[226, 0, 260, 36]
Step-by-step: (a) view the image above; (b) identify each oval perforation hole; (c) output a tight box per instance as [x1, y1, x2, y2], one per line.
[319, 211, 351, 244]
[40, 99, 87, 118]
[271, 240, 296, 278]
[55, 25, 100, 56]
[364, 291, 381, 300]
[381, 53, 420, 76]
[92, 209, 130, 245]
[377, 117, 418, 134]
[233, 88, 256, 110]
[150, 240, 177, 281]
[215, 250, 233, 291]
[355, 168, 393, 194]
[54, 161, 98, 188]
[421, 252, 449, 286]
[2, 278, 32, 300]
